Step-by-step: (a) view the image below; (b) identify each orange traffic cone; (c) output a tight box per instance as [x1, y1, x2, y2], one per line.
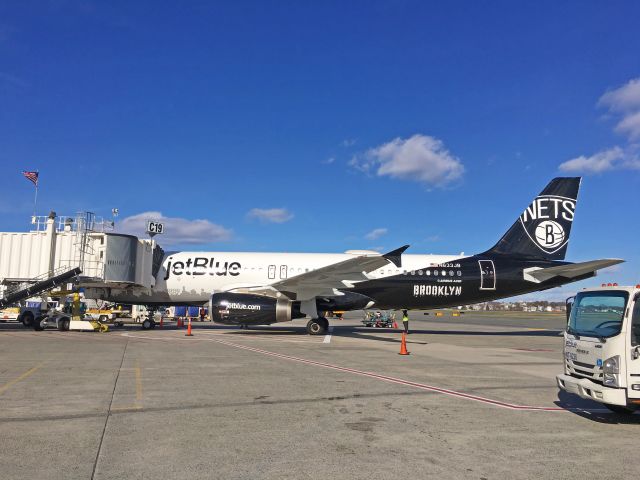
[185, 317, 193, 336]
[399, 332, 410, 355]
[177, 317, 183, 328]
[392, 321, 398, 329]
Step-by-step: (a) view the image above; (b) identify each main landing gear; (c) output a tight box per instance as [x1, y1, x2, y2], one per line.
[306, 317, 329, 335]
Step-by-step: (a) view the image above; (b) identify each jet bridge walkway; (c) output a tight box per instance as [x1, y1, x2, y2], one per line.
[0, 267, 82, 309]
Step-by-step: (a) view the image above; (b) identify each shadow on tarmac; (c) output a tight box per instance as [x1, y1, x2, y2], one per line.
[554, 390, 640, 423]
[0, 321, 562, 339]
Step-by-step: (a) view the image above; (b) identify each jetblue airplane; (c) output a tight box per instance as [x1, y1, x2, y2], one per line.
[102, 177, 622, 334]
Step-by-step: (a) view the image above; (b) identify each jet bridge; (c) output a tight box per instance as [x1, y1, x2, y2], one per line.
[0, 212, 163, 307]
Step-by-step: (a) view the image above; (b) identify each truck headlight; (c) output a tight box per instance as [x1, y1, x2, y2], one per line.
[603, 374, 619, 387]
[603, 355, 620, 374]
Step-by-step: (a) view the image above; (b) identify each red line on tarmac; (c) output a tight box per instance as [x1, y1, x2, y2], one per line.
[122, 332, 606, 413]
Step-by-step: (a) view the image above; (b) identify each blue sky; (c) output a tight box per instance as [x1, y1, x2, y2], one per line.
[1, 1, 639, 299]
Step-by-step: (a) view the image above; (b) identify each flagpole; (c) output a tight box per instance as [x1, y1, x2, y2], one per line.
[33, 183, 38, 218]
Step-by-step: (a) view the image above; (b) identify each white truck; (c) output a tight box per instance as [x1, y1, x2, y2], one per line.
[557, 284, 640, 414]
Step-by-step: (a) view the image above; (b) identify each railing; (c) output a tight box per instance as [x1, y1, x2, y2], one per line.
[0, 267, 82, 308]
[30, 212, 115, 233]
[2, 266, 77, 297]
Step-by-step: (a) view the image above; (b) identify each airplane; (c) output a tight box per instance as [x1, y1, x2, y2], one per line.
[98, 177, 622, 334]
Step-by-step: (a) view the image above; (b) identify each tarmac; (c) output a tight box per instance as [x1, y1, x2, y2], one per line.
[1, 311, 639, 480]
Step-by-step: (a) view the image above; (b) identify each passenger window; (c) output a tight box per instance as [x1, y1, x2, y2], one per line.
[631, 295, 640, 346]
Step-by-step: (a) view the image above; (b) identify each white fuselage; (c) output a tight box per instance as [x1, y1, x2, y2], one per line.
[112, 251, 464, 305]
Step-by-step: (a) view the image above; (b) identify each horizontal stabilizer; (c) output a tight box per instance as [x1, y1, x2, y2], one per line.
[523, 259, 624, 283]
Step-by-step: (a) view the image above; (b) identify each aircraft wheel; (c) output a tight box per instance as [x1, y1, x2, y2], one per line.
[604, 403, 637, 415]
[307, 318, 328, 335]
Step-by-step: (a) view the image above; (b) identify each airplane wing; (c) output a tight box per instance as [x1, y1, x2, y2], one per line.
[230, 245, 409, 299]
[523, 259, 624, 283]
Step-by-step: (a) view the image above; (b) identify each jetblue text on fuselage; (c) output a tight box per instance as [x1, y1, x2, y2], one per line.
[164, 257, 241, 280]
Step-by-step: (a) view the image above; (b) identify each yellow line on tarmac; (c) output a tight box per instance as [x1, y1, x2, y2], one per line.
[111, 405, 144, 412]
[0, 362, 45, 395]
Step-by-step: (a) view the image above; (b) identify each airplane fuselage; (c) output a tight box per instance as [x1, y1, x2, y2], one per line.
[106, 250, 580, 311]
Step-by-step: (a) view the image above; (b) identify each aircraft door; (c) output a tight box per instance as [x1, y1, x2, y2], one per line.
[479, 260, 496, 290]
[268, 265, 276, 280]
[280, 265, 288, 279]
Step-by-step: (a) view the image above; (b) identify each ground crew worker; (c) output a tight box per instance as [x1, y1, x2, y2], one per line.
[402, 309, 409, 334]
[71, 293, 82, 320]
[199, 307, 206, 322]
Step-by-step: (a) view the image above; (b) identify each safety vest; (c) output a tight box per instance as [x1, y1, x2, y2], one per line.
[402, 315, 409, 322]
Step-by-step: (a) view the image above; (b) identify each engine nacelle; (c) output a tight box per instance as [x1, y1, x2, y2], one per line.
[209, 293, 304, 325]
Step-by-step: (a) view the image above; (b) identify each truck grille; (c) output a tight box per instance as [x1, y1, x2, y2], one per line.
[566, 360, 603, 384]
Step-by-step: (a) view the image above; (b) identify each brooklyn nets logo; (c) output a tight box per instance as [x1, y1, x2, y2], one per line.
[519, 195, 575, 254]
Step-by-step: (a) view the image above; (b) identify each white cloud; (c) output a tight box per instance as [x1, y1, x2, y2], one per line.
[598, 77, 640, 141]
[118, 211, 232, 245]
[365, 227, 388, 240]
[342, 138, 357, 147]
[247, 208, 294, 224]
[322, 157, 335, 165]
[559, 146, 640, 173]
[559, 147, 625, 173]
[615, 111, 640, 140]
[560, 78, 640, 173]
[598, 78, 640, 112]
[350, 134, 464, 187]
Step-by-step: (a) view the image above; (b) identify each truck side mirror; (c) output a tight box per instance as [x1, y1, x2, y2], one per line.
[565, 296, 575, 324]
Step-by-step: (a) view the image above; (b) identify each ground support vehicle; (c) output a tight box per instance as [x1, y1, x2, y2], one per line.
[362, 311, 396, 328]
[85, 306, 131, 326]
[557, 285, 640, 414]
[33, 312, 109, 332]
[17, 300, 59, 327]
[0, 307, 20, 321]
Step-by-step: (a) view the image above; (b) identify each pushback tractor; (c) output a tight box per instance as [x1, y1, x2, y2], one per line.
[557, 284, 640, 414]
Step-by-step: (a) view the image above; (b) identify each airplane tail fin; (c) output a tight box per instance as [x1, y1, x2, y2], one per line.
[483, 177, 581, 261]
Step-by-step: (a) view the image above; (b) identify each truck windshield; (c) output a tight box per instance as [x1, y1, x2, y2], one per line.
[568, 291, 629, 338]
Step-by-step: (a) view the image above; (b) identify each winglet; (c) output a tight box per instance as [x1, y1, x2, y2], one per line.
[383, 245, 410, 268]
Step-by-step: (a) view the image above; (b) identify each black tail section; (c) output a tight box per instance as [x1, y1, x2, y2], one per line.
[483, 177, 581, 261]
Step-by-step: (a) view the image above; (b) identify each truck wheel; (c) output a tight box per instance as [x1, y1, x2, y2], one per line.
[20, 312, 34, 327]
[33, 315, 45, 331]
[142, 319, 151, 330]
[98, 315, 108, 322]
[58, 318, 70, 331]
[604, 403, 637, 414]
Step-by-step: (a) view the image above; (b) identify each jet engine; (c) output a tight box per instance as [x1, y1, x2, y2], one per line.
[209, 293, 305, 325]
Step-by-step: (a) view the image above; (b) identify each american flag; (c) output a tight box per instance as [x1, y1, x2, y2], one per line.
[22, 171, 39, 186]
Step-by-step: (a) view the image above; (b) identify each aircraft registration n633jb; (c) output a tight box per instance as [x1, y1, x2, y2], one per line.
[100, 177, 622, 335]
